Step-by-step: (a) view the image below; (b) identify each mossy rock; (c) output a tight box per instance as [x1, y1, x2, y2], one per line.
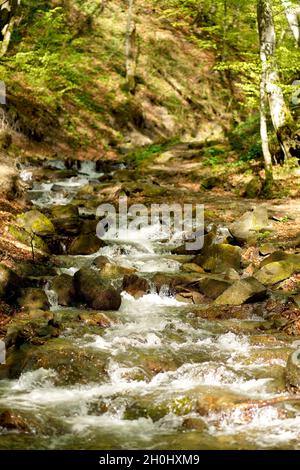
[93, 256, 136, 278]
[8, 225, 50, 254]
[3, 338, 107, 385]
[51, 204, 80, 235]
[68, 234, 105, 255]
[194, 244, 241, 273]
[52, 274, 76, 307]
[124, 396, 194, 422]
[74, 268, 121, 310]
[254, 260, 295, 285]
[17, 288, 50, 311]
[17, 210, 55, 237]
[242, 176, 263, 198]
[197, 277, 232, 299]
[214, 277, 266, 305]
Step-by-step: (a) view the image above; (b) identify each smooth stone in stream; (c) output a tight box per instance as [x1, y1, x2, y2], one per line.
[52, 274, 76, 306]
[74, 268, 121, 310]
[93, 256, 136, 278]
[286, 349, 300, 390]
[214, 277, 266, 305]
[0, 410, 30, 432]
[68, 234, 105, 255]
[77, 312, 114, 327]
[51, 204, 80, 235]
[4, 338, 107, 385]
[122, 274, 150, 298]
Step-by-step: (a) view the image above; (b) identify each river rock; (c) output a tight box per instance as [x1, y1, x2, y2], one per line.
[194, 244, 241, 273]
[254, 260, 295, 285]
[197, 277, 232, 299]
[68, 234, 105, 255]
[122, 274, 150, 298]
[230, 207, 270, 243]
[78, 312, 113, 327]
[214, 277, 266, 305]
[93, 258, 136, 278]
[51, 204, 80, 235]
[0, 410, 30, 432]
[285, 349, 300, 390]
[80, 219, 98, 235]
[17, 210, 55, 237]
[52, 274, 76, 306]
[8, 225, 50, 255]
[74, 268, 121, 310]
[242, 176, 263, 198]
[0, 160, 22, 200]
[181, 263, 204, 273]
[0, 263, 21, 301]
[17, 288, 50, 311]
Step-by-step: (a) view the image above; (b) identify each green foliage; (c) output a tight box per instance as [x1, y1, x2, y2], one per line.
[128, 139, 180, 165]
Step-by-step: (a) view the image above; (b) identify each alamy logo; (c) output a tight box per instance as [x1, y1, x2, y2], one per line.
[96, 196, 204, 251]
[0, 81, 6, 105]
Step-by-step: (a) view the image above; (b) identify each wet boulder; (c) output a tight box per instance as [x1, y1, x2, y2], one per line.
[74, 268, 121, 310]
[17, 288, 50, 311]
[122, 274, 150, 298]
[254, 261, 295, 285]
[51, 204, 80, 235]
[77, 312, 114, 327]
[93, 256, 136, 278]
[0, 410, 30, 432]
[16, 210, 55, 237]
[0, 263, 21, 301]
[214, 277, 266, 305]
[68, 234, 105, 255]
[285, 349, 300, 390]
[4, 338, 107, 385]
[52, 274, 76, 306]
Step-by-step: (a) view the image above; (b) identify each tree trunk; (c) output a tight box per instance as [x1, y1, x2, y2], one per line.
[281, 0, 300, 46]
[257, 0, 294, 161]
[125, 0, 137, 93]
[259, 63, 273, 187]
[0, 0, 20, 57]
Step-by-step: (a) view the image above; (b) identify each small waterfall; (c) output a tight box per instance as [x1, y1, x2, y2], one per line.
[44, 282, 59, 310]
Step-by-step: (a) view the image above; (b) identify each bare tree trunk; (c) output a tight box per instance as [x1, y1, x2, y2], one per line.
[281, 0, 300, 46]
[259, 63, 273, 187]
[0, 0, 20, 57]
[125, 0, 137, 93]
[257, 0, 294, 161]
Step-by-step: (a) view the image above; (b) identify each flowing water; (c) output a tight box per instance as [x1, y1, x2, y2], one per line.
[1, 160, 300, 450]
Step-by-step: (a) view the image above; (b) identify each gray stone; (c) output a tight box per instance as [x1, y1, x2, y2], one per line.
[214, 277, 266, 305]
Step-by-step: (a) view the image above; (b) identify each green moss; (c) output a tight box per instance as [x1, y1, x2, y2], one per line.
[8, 225, 50, 254]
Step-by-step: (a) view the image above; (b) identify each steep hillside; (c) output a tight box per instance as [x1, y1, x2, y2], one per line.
[0, 0, 236, 161]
